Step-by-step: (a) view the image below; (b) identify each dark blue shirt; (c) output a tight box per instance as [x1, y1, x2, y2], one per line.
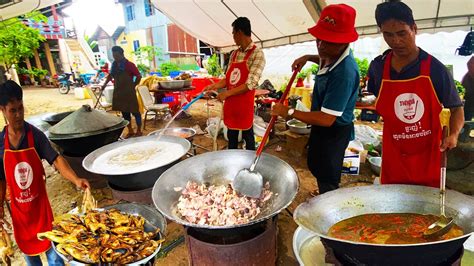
[312, 47, 360, 126]
[367, 49, 463, 108]
[0, 122, 58, 180]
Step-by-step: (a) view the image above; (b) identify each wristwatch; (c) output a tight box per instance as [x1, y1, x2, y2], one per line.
[287, 108, 295, 118]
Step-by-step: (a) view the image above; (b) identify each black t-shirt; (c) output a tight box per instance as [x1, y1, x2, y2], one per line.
[367, 49, 463, 108]
[0, 122, 58, 180]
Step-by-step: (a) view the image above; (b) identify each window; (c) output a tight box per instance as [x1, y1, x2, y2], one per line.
[126, 5, 135, 21]
[133, 40, 140, 51]
[144, 0, 155, 17]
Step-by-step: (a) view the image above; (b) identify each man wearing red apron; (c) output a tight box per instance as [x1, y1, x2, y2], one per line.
[368, 2, 464, 187]
[0, 81, 90, 265]
[205, 17, 266, 150]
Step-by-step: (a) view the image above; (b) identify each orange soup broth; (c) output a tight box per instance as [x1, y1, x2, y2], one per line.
[328, 213, 463, 244]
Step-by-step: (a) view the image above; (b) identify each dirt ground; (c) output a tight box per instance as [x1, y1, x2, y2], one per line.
[4, 86, 473, 265]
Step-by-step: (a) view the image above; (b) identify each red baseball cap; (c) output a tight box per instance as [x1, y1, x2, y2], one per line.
[308, 4, 358, 44]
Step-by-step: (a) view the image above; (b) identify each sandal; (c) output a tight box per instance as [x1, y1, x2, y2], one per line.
[123, 132, 135, 139]
[135, 131, 143, 137]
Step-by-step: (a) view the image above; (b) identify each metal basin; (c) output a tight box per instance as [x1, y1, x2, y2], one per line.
[294, 185, 474, 265]
[287, 119, 311, 134]
[83, 135, 190, 190]
[52, 203, 166, 266]
[148, 127, 196, 141]
[48, 120, 128, 157]
[152, 150, 299, 229]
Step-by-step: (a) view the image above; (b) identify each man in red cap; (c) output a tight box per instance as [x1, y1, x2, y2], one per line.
[272, 4, 360, 194]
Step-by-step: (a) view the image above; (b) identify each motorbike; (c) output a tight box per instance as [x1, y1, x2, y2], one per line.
[56, 72, 84, 94]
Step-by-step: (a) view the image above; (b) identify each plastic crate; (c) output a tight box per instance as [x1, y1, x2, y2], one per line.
[169, 71, 182, 78]
[162, 96, 175, 103]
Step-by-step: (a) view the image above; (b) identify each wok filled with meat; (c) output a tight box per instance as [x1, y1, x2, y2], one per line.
[294, 184, 474, 265]
[152, 150, 299, 229]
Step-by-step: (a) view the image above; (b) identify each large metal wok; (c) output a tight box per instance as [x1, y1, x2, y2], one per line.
[294, 185, 474, 265]
[48, 120, 128, 156]
[83, 135, 190, 190]
[152, 150, 299, 229]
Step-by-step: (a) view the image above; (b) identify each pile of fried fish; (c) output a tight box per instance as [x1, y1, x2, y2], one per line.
[37, 209, 164, 264]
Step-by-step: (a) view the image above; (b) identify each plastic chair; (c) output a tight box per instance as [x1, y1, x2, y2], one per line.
[85, 86, 112, 111]
[137, 86, 170, 129]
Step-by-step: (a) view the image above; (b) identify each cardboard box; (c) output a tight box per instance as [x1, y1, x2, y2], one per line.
[342, 154, 360, 175]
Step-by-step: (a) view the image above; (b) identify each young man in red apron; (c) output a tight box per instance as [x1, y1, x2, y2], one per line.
[204, 17, 266, 150]
[368, 1, 464, 187]
[0, 81, 90, 265]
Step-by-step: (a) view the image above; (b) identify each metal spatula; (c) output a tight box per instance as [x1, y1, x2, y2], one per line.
[424, 127, 454, 238]
[232, 70, 298, 198]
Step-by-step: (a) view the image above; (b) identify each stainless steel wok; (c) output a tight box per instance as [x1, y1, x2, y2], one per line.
[152, 150, 299, 229]
[83, 135, 190, 190]
[294, 184, 474, 265]
[148, 127, 196, 141]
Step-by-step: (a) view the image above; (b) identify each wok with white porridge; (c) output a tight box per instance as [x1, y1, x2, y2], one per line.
[83, 135, 190, 190]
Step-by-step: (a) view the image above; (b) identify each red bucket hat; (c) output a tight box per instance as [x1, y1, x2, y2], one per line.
[308, 4, 358, 44]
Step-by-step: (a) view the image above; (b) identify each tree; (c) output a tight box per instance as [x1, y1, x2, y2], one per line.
[0, 12, 46, 71]
[133, 46, 164, 69]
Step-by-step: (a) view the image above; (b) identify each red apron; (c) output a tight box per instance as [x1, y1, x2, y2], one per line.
[223, 45, 257, 130]
[3, 126, 53, 255]
[375, 53, 442, 187]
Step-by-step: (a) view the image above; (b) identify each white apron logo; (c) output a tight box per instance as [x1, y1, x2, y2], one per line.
[394, 93, 424, 124]
[14, 162, 33, 190]
[229, 68, 241, 85]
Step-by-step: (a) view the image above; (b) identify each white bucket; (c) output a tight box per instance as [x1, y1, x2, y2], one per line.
[74, 87, 86, 99]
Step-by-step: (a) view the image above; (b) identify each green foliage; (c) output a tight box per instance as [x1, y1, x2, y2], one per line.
[30, 67, 48, 78]
[159, 62, 179, 76]
[310, 64, 319, 75]
[454, 80, 465, 97]
[205, 54, 223, 77]
[178, 64, 200, 71]
[18, 67, 29, 75]
[137, 63, 151, 76]
[355, 57, 369, 78]
[297, 70, 308, 79]
[84, 35, 97, 51]
[133, 46, 164, 67]
[0, 12, 46, 71]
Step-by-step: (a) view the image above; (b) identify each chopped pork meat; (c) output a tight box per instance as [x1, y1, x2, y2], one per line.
[176, 181, 273, 226]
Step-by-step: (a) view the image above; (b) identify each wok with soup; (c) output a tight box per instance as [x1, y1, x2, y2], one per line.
[294, 185, 474, 265]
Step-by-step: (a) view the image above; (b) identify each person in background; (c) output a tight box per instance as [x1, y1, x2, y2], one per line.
[0, 81, 90, 266]
[272, 4, 360, 194]
[462, 56, 474, 121]
[101, 46, 142, 138]
[204, 17, 265, 150]
[367, 0, 464, 187]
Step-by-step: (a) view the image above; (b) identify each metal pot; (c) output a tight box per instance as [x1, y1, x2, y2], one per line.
[152, 150, 299, 229]
[294, 185, 474, 265]
[287, 119, 311, 134]
[83, 135, 190, 190]
[148, 127, 196, 141]
[48, 120, 128, 156]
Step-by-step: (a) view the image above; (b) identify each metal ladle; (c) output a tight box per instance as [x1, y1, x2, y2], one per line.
[232, 70, 298, 198]
[424, 127, 454, 238]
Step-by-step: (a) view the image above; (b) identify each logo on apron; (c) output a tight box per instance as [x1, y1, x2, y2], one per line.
[394, 93, 425, 124]
[14, 162, 33, 190]
[229, 68, 241, 85]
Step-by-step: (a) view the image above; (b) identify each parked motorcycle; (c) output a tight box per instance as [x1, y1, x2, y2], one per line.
[56, 72, 84, 94]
